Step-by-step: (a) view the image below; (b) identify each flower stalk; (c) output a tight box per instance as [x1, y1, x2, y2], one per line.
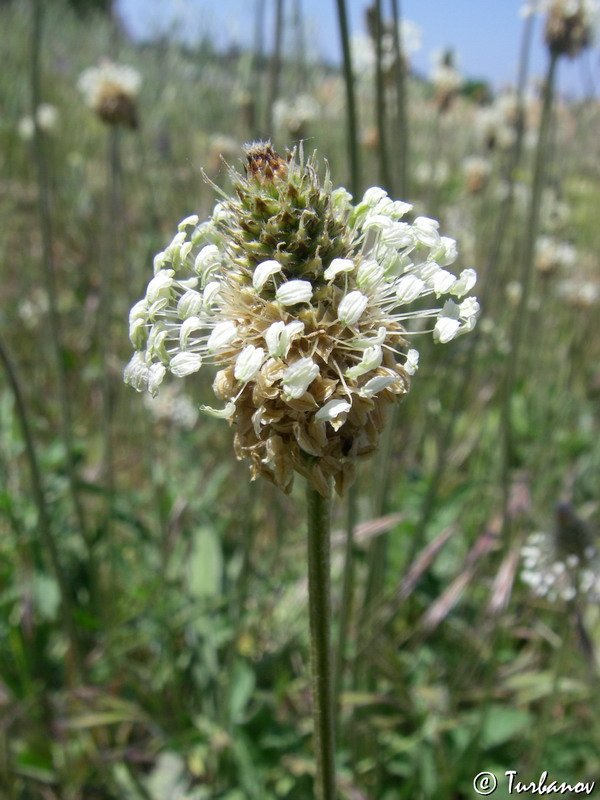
[334, 481, 358, 714]
[124, 141, 479, 797]
[374, 0, 392, 193]
[501, 50, 558, 503]
[98, 125, 121, 534]
[407, 8, 536, 562]
[306, 483, 337, 800]
[31, 0, 89, 547]
[335, 0, 361, 196]
[390, 0, 408, 197]
[267, 0, 285, 133]
[0, 335, 84, 684]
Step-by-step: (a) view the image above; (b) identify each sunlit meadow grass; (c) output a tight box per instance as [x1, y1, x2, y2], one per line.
[0, 1, 599, 798]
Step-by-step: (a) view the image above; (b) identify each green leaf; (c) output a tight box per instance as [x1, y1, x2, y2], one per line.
[481, 705, 532, 748]
[33, 572, 60, 621]
[229, 659, 256, 724]
[186, 525, 223, 598]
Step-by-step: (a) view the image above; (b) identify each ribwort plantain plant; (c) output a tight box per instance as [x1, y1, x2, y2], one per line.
[125, 141, 478, 798]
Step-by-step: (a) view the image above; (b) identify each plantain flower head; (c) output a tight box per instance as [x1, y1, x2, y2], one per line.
[521, 504, 600, 603]
[18, 103, 59, 140]
[78, 59, 141, 129]
[124, 143, 478, 496]
[430, 50, 462, 112]
[273, 93, 321, 140]
[543, 0, 597, 57]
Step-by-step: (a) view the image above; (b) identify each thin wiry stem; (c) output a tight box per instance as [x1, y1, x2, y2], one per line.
[359, 403, 398, 638]
[407, 13, 537, 560]
[267, 0, 285, 133]
[374, 0, 392, 193]
[390, 0, 408, 197]
[426, 107, 443, 215]
[220, 483, 258, 728]
[349, 411, 396, 779]
[334, 482, 358, 719]
[482, 9, 536, 303]
[530, 609, 571, 770]
[501, 51, 558, 514]
[335, 0, 361, 197]
[306, 483, 337, 800]
[292, 0, 307, 92]
[98, 126, 123, 538]
[250, 0, 267, 138]
[30, 0, 89, 545]
[0, 334, 84, 683]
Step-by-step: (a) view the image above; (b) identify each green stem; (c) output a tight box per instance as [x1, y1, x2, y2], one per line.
[221, 483, 258, 729]
[530, 610, 571, 770]
[334, 483, 358, 716]
[267, 0, 284, 133]
[30, 0, 89, 546]
[0, 335, 84, 683]
[426, 108, 443, 215]
[292, 0, 307, 92]
[335, 0, 360, 197]
[374, 0, 392, 193]
[250, 0, 266, 138]
[360, 404, 398, 628]
[390, 0, 408, 197]
[481, 9, 536, 303]
[99, 126, 120, 536]
[501, 51, 558, 507]
[306, 483, 337, 800]
[408, 15, 537, 559]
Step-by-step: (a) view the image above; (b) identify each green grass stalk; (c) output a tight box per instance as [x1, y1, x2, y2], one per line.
[306, 483, 337, 800]
[267, 0, 285, 133]
[335, 0, 360, 197]
[292, 0, 307, 93]
[334, 480, 358, 718]
[390, 0, 408, 197]
[30, 0, 89, 546]
[426, 107, 443, 216]
[0, 335, 84, 683]
[529, 611, 572, 771]
[374, 0, 392, 193]
[350, 409, 398, 778]
[220, 483, 258, 728]
[250, 0, 267, 138]
[482, 9, 536, 302]
[408, 12, 537, 560]
[98, 125, 123, 537]
[359, 404, 398, 631]
[501, 51, 559, 510]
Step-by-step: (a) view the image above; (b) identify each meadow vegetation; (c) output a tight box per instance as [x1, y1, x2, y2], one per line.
[1, 1, 599, 797]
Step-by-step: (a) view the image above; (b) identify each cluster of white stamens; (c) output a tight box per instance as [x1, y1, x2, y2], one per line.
[125, 149, 478, 494]
[521, 531, 600, 603]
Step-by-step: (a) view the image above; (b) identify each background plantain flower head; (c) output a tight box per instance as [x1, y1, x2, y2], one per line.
[78, 59, 142, 128]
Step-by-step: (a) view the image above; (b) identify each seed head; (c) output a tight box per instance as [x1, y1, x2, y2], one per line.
[430, 50, 462, 113]
[244, 141, 290, 184]
[544, 0, 596, 57]
[125, 143, 479, 496]
[77, 60, 141, 129]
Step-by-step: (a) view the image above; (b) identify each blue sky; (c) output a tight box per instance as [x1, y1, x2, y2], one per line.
[116, 0, 596, 96]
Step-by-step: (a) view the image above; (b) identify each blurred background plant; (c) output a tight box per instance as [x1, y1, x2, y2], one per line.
[0, 0, 599, 797]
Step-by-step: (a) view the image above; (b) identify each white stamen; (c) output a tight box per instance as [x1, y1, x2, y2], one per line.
[338, 290, 368, 326]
